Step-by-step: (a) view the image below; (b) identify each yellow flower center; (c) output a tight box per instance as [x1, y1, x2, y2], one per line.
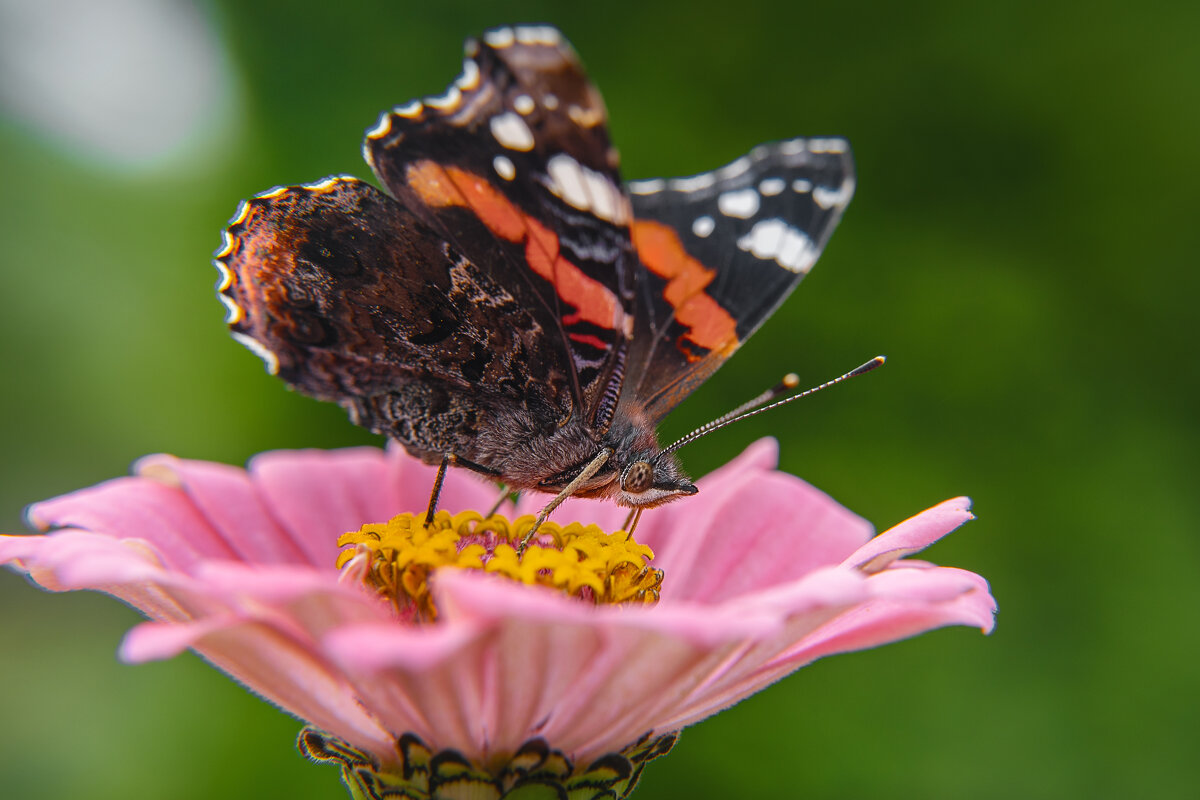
[336, 510, 662, 622]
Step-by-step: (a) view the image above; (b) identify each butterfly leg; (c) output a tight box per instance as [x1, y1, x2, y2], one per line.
[423, 453, 454, 525]
[518, 448, 613, 552]
[484, 484, 517, 518]
[621, 506, 644, 537]
[423, 454, 503, 525]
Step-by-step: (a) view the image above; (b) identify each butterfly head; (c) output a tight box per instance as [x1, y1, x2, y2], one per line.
[534, 447, 697, 508]
[613, 451, 698, 508]
[601, 416, 698, 507]
[531, 411, 698, 508]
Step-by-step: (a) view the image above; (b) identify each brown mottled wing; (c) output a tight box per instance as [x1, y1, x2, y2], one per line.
[362, 25, 636, 432]
[624, 138, 855, 422]
[215, 176, 569, 454]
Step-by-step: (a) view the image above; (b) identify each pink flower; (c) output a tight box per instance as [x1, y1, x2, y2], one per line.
[0, 439, 994, 798]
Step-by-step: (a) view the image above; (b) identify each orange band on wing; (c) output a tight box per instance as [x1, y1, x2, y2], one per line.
[407, 160, 621, 331]
[632, 219, 738, 354]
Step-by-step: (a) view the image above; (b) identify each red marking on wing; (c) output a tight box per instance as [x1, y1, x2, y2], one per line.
[631, 219, 738, 356]
[567, 331, 610, 350]
[407, 160, 622, 331]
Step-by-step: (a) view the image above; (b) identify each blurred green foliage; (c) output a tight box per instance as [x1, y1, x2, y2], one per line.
[1, 1, 1197, 798]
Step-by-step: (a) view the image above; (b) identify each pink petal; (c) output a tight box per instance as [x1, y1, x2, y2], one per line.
[4, 443, 996, 770]
[26, 476, 234, 568]
[135, 455, 308, 565]
[320, 567, 877, 762]
[324, 621, 483, 673]
[194, 561, 349, 600]
[322, 614, 495, 751]
[323, 598, 718, 761]
[120, 617, 233, 662]
[643, 469, 873, 603]
[717, 566, 870, 617]
[0, 530, 227, 629]
[433, 570, 785, 646]
[776, 595, 994, 675]
[658, 566, 995, 732]
[2, 529, 166, 589]
[695, 436, 782, 480]
[125, 616, 396, 759]
[846, 496, 974, 573]
[865, 563, 991, 605]
[191, 561, 390, 635]
[247, 448, 394, 567]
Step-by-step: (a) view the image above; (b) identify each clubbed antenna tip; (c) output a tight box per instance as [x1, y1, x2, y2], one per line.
[655, 355, 888, 461]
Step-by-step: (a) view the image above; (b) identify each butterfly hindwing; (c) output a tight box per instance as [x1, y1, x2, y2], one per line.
[623, 138, 855, 420]
[215, 176, 576, 462]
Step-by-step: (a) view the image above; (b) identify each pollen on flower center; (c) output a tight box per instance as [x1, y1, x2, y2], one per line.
[335, 510, 662, 622]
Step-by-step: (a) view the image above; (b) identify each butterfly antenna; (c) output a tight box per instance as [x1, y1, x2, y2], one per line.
[654, 356, 886, 462]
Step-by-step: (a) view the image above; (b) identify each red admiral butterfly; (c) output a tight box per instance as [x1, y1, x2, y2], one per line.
[214, 25, 858, 530]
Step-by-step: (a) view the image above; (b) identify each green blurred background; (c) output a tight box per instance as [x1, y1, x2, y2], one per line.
[1, 1, 1196, 798]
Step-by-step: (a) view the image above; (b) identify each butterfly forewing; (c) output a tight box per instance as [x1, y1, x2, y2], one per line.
[362, 26, 637, 429]
[623, 138, 855, 420]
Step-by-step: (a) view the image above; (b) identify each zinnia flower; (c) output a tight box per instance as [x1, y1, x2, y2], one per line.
[0, 439, 994, 799]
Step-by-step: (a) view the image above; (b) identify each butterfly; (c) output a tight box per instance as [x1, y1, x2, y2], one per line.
[214, 25, 855, 532]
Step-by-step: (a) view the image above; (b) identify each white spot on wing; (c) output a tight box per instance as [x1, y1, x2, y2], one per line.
[229, 200, 250, 225]
[515, 25, 561, 45]
[567, 104, 603, 127]
[718, 188, 760, 219]
[212, 256, 234, 288]
[484, 27, 515, 48]
[493, 155, 515, 180]
[394, 100, 423, 118]
[546, 154, 627, 223]
[455, 59, 480, 90]
[302, 176, 347, 192]
[776, 227, 817, 271]
[737, 219, 818, 273]
[213, 231, 235, 259]
[809, 138, 848, 153]
[778, 139, 807, 156]
[718, 156, 752, 180]
[759, 177, 785, 196]
[426, 86, 462, 109]
[628, 178, 665, 195]
[814, 180, 854, 209]
[232, 331, 279, 374]
[514, 94, 535, 115]
[692, 216, 715, 238]
[547, 154, 589, 210]
[490, 112, 535, 151]
[365, 112, 392, 140]
[585, 170, 617, 220]
[217, 291, 241, 323]
[669, 172, 716, 192]
[543, 94, 559, 110]
[792, 179, 813, 193]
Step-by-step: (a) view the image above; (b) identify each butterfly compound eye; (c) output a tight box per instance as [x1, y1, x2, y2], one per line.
[621, 461, 654, 494]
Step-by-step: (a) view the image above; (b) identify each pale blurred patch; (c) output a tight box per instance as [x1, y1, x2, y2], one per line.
[0, 0, 240, 171]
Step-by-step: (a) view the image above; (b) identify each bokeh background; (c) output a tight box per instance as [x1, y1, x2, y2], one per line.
[1, 1, 1196, 798]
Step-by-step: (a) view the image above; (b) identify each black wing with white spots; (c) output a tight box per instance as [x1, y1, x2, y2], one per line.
[624, 138, 855, 420]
